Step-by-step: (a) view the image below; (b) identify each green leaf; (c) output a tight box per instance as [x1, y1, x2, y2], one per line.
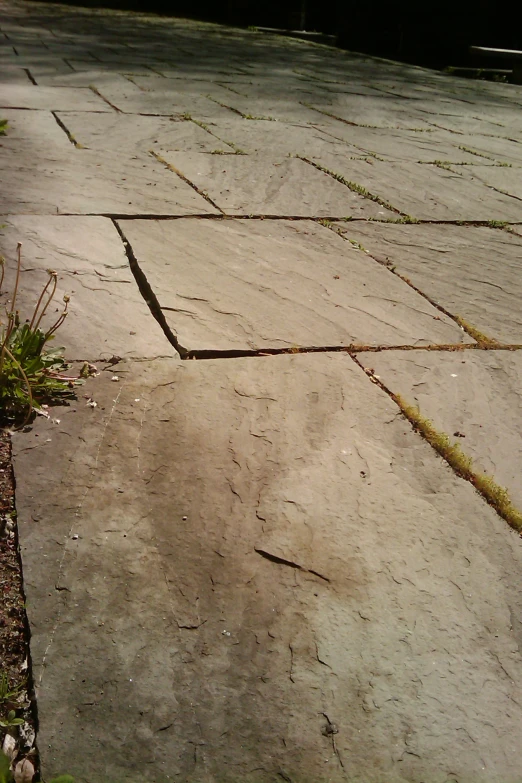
[0, 750, 13, 783]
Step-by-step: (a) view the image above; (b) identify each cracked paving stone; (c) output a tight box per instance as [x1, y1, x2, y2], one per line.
[331, 222, 522, 344]
[0, 82, 113, 111]
[54, 112, 228, 154]
[120, 217, 471, 350]
[154, 151, 396, 218]
[0, 147, 219, 215]
[13, 354, 522, 782]
[308, 156, 522, 221]
[358, 350, 522, 508]
[0, 216, 169, 360]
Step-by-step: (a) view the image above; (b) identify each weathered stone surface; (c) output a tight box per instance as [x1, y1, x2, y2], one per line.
[0, 107, 70, 146]
[13, 355, 522, 782]
[0, 147, 219, 215]
[198, 116, 363, 157]
[317, 125, 492, 164]
[121, 218, 470, 350]
[83, 79, 237, 117]
[331, 222, 522, 343]
[0, 216, 168, 359]
[311, 156, 522, 221]
[358, 350, 522, 508]
[0, 83, 112, 111]
[55, 112, 227, 153]
[461, 164, 522, 200]
[156, 151, 395, 217]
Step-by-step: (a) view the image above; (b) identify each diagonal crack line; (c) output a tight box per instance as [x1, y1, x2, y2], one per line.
[89, 84, 122, 113]
[255, 547, 330, 582]
[150, 150, 224, 213]
[52, 111, 81, 147]
[111, 219, 188, 359]
[350, 354, 522, 534]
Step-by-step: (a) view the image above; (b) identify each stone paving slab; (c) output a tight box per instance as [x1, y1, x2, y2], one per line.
[87, 79, 238, 117]
[121, 218, 471, 350]
[460, 164, 522, 200]
[55, 112, 227, 153]
[0, 216, 168, 359]
[318, 125, 499, 164]
[331, 223, 522, 343]
[451, 134, 522, 167]
[197, 116, 363, 158]
[0, 147, 219, 216]
[13, 354, 522, 782]
[309, 96, 435, 130]
[358, 350, 522, 508]
[0, 107, 70, 146]
[312, 156, 522, 221]
[0, 83, 112, 111]
[156, 151, 395, 217]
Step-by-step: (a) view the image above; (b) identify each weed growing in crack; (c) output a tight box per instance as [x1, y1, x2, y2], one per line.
[300, 157, 400, 213]
[394, 394, 522, 532]
[486, 220, 508, 229]
[0, 120, 7, 136]
[453, 315, 502, 347]
[0, 243, 82, 426]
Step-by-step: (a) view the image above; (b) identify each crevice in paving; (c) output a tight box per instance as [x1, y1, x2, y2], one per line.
[88, 85, 122, 113]
[24, 68, 37, 85]
[205, 95, 278, 121]
[318, 220, 505, 347]
[298, 156, 403, 214]
[181, 113, 244, 153]
[111, 219, 189, 358]
[299, 101, 434, 132]
[350, 354, 522, 534]
[181, 343, 522, 360]
[51, 111, 81, 147]
[149, 150, 224, 212]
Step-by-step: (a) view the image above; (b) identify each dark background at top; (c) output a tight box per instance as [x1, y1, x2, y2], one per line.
[39, 1, 521, 69]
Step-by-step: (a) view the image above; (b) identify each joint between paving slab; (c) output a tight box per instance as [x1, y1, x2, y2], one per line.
[88, 85, 122, 113]
[51, 111, 82, 148]
[149, 150, 224, 213]
[181, 342, 522, 361]
[298, 157, 403, 214]
[111, 219, 189, 358]
[320, 221, 505, 347]
[349, 354, 522, 534]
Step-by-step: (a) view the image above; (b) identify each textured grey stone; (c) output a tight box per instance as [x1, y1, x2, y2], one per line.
[0, 215, 168, 359]
[331, 222, 522, 343]
[0, 83, 112, 111]
[0, 147, 219, 215]
[13, 355, 522, 783]
[121, 218, 471, 350]
[156, 151, 395, 217]
[358, 350, 522, 508]
[54, 112, 227, 153]
[311, 156, 522, 221]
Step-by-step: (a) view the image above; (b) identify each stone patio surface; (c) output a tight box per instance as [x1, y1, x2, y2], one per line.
[1, 2, 522, 781]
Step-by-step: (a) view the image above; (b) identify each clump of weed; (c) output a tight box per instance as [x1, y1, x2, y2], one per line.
[0, 243, 82, 426]
[0, 120, 7, 136]
[395, 395, 522, 532]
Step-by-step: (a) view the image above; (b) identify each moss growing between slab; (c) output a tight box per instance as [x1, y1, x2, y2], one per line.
[394, 394, 522, 533]
[453, 316, 502, 348]
[299, 157, 401, 214]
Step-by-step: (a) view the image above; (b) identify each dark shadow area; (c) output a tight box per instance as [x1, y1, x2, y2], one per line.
[32, 0, 522, 70]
